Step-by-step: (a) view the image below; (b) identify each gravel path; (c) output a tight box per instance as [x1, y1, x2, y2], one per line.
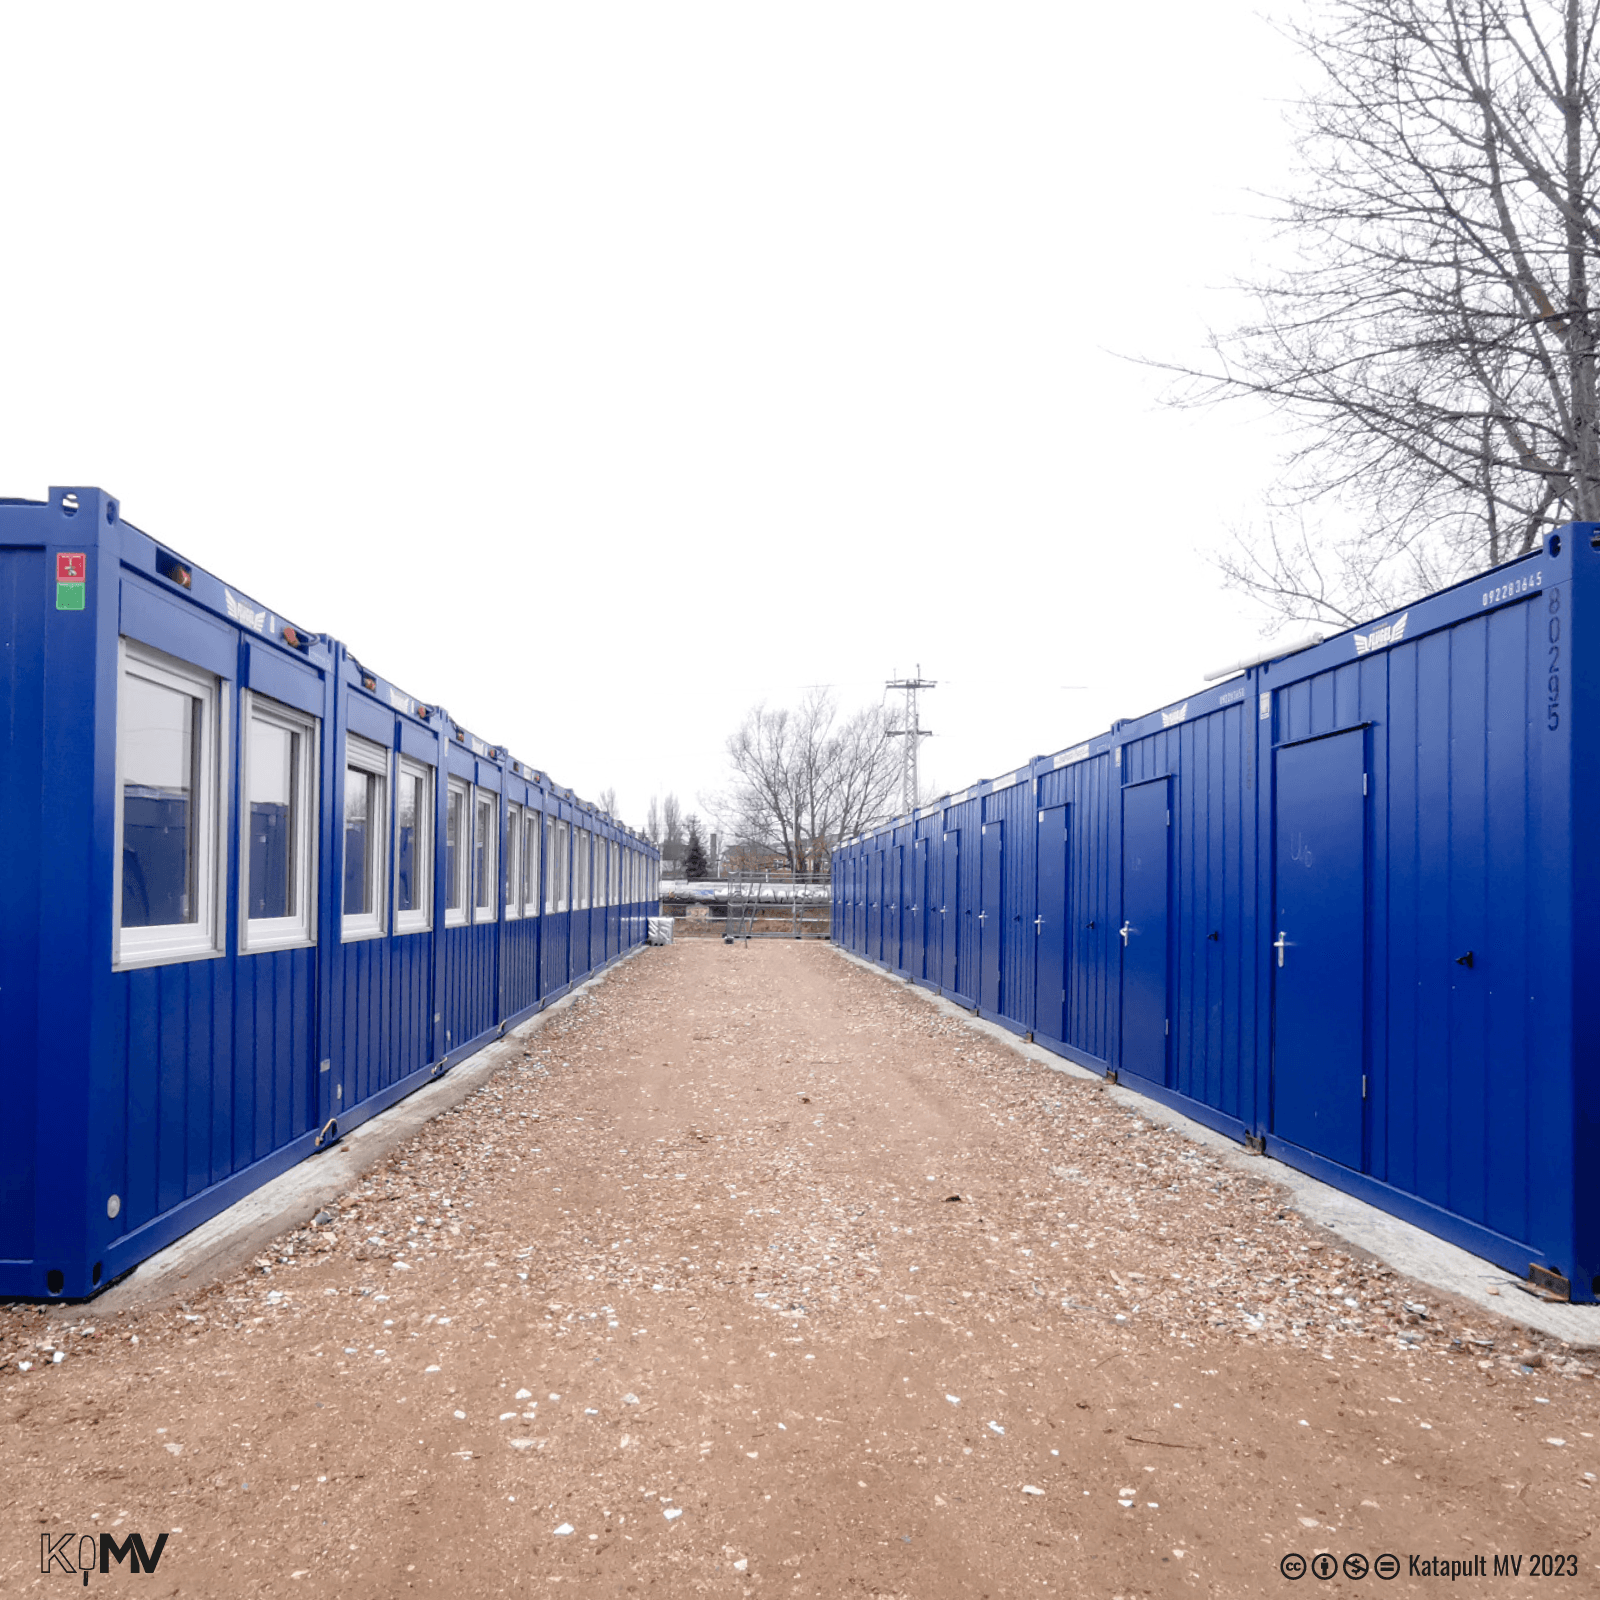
[3, 941, 1596, 1596]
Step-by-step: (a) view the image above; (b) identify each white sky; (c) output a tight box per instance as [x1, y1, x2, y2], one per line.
[1, 2, 1314, 834]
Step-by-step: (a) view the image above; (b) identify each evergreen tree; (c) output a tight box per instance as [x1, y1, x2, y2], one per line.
[683, 819, 710, 881]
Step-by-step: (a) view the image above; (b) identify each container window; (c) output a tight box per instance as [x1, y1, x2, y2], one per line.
[611, 841, 621, 906]
[396, 759, 433, 933]
[575, 828, 590, 910]
[241, 693, 317, 950]
[445, 779, 468, 925]
[523, 810, 541, 915]
[505, 802, 522, 922]
[473, 790, 498, 922]
[115, 640, 225, 967]
[342, 733, 389, 940]
[547, 816, 569, 913]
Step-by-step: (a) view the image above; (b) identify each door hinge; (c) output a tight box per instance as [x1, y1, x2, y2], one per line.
[1164, 1018, 1169, 1036]
[1363, 771, 1369, 796]
[1362, 1074, 1368, 1099]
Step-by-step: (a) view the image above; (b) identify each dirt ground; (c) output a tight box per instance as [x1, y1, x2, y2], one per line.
[3, 941, 1597, 1597]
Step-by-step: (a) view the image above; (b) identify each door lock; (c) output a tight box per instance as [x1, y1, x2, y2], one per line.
[1119, 920, 1131, 944]
[1274, 930, 1289, 967]
[1034, 915, 1044, 931]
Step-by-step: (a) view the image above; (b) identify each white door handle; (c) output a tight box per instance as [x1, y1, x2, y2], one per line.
[1274, 931, 1289, 967]
[1034, 916, 1044, 931]
[1119, 920, 1132, 945]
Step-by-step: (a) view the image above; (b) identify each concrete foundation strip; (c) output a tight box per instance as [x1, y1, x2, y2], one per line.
[829, 944, 1600, 1351]
[92, 946, 648, 1313]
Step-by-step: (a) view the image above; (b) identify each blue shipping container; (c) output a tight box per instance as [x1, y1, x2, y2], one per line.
[0, 487, 660, 1299]
[834, 525, 1600, 1301]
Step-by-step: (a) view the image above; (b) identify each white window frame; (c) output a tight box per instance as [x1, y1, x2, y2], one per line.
[576, 828, 591, 911]
[239, 690, 318, 953]
[114, 639, 228, 969]
[341, 732, 390, 941]
[522, 808, 542, 916]
[610, 840, 620, 907]
[445, 777, 470, 927]
[505, 801, 523, 921]
[547, 815, 569, 913]
[472, 787, 499, 924]
[394, 757, 434, 935]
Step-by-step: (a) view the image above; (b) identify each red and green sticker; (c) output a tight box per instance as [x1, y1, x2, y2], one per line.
[55, 552, 86, 610]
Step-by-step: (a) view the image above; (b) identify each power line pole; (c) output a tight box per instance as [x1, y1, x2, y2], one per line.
[885, 664, 936, 814]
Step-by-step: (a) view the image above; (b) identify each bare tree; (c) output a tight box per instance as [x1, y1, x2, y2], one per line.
[720, 689, 900, 873]
[1163, 0, 1600, 628]
[597, 786, 617, 819]
[660, 793, 685, 865]
[645, 795, 662, 847]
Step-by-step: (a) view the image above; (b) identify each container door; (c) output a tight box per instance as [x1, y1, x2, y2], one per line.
[1120, 779, 1170, 1084]
[908, 839, 925, 979]
[890, 844, 904, 970]
[868, 851, 882, 961]
[979, 821, 1004, 1013]
[941, 829, 960, 993]
[1034, 804, 1070, 1043]
[1272, 729, 1366, 1169]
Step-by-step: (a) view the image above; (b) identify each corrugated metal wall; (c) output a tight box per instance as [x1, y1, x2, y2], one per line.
[833, 527, 1598, 1299]
[0, 488, 657, 1299]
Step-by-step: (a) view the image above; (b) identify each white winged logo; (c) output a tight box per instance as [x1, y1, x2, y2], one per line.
[1161, 701, 1190, 728]
[223, 588, 267, 634]
[1354, 611, 1409, 656]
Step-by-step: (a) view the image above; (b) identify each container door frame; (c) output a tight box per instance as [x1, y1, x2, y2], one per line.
[1269, 725, 1370, 1172]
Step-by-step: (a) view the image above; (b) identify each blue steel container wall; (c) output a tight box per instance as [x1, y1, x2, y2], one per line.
[543, 912, 570, 998]
[950, 797, 981, 1008]
[824, 535, 1593, 1294]
[866, 848, 882, 964]
[1036, 752, 1117, 1066]
[1255, 532, 1582, 1287]
[49, 498, 123, 1293]
[987, 779, 1035, 1035]
[1335, 594, 1559, 1258]
[1570, 527, 1600, 1293]
[227, 952, 318, 1165]
[3, 492, 658, 1298]
[572, 907, 591, 981]
[337, 936, 433, 1108]
[442, 923, 498, 1051]
[1124, 703, 1255, 1123]
[504, 917, 541, 1014]
[914, 820, 942, 984]
[888, 823, 910, 975]
[0, 543, 45, 1263]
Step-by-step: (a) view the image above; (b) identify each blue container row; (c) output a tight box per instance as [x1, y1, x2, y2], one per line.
[833, 525, 1600, 1301]
[0, 487, 660, 1299]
